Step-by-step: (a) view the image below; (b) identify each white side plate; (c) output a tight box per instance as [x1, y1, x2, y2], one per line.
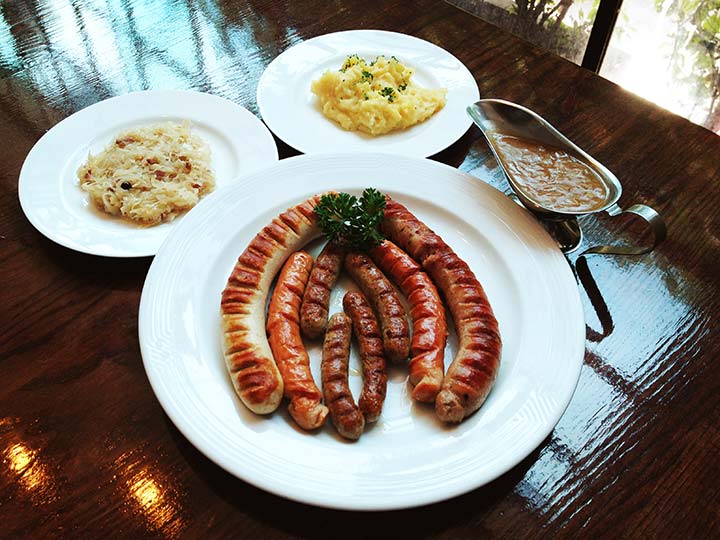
[257, 30, 480, 157]
[139, 152, 585, 510]
[19, 90, 278, 257]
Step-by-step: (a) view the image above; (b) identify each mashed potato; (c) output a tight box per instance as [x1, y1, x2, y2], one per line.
[78, 121, 215, 225]
[311, 55, 447, 135]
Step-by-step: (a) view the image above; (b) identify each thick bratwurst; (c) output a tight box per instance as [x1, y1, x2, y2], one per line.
[220, 195, 322, 414]
[267, 251, 328, 429]
[381, 197, 502, 423]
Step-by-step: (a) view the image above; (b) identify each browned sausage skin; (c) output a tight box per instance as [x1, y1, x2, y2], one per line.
[342, 291, 388, 423]
[321, 313, 365, 440]
[221, 195, 323, 414]
[369, 240, 447, 402]
[381, 197, 502, 423]
[344, 252, 410, 363]
[267, 251, 328, 430]
[300, 242, 345, 339]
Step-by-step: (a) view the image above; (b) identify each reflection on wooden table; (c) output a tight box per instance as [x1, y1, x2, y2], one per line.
[1, 0, 718, 538]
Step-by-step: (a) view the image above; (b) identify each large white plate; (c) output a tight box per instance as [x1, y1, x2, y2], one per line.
[18, 90, 278, 257]
[139, 153, 585, 510]
[257, 30, 480, 157]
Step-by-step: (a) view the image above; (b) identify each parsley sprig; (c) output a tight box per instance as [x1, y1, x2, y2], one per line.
[314, 188, 386, 249]
[380, 87, 395, 102]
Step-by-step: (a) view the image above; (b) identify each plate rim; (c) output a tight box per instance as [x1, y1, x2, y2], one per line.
[139, 151, 586, 510]
[18, 89, 279, 258]
[256, 29, 480, 158]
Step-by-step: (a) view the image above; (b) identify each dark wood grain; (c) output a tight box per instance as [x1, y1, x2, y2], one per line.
[1, 1, 718, 538]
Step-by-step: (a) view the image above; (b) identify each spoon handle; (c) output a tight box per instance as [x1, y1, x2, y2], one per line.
[580, 203, 667, 257]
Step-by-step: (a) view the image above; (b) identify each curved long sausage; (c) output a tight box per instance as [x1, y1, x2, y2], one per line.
[369, 240, 447, 403]
[267, 251, 328, 429]
[220, 195, 323, 414]
[342, 291, 387, 423]
[381, 197, 502, 423]
[344, 252, 410, 363]
[321, 312, 365, 440]
[300, 242, 345, 339]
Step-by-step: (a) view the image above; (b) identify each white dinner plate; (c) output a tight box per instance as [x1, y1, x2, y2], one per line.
[139, 153, 585, 510]
[257, 30, 480, 157]
[18, 90, 279, 257]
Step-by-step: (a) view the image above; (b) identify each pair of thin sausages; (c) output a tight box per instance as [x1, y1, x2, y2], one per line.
[321, 291, 388, 439]
[344, 252, 410, 364]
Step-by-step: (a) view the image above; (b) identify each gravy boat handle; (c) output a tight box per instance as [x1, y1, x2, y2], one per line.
[580, 203, 667, 257]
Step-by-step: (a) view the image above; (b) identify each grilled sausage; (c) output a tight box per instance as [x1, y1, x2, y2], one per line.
[370, 240, 447, 402]
[220, 195, 323, 414]
[300, 242, 345, 339]
[381, 197, 502, 423]
[267, 251, 328, 430]
[321, 313, 365, 440]
[343, 291, 387, 423]
[344, 252, 410, 363]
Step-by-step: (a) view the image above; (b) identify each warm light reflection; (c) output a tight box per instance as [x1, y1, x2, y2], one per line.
[3, 441, 55, 499]
[130, 472, 162, 508]
[126, 467, 179, 532]
[114, 453, 184, 536]
[7, 443, 35, 473]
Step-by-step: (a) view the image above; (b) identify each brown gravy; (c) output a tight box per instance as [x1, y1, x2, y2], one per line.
[493, 135, 609, 213]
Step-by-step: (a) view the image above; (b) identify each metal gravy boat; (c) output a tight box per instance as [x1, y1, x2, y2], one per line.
[467, 99, 666, 255]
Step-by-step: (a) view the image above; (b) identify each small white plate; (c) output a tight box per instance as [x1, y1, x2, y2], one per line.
[257, 30, 480, 157]
[139, 153, 585, 510]
[18, 90, 279, 257]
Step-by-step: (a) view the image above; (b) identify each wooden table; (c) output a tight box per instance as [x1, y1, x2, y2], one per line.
[2, 1, 718, 538]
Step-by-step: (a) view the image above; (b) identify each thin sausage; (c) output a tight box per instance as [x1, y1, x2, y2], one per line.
[370, 240, 447, 402]
[220, 195, 323, 414]
[344, 252, 410, 363]
[321, 313, 365, 440]
[267, 251, 328, 430]
[381, 197, 501, 423]
[343, 291, 387, 423]
[300, 242, 345, 339]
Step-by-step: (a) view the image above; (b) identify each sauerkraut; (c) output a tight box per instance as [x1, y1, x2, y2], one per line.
[78, 121, 215, 225]
[311, 55, 447, 135]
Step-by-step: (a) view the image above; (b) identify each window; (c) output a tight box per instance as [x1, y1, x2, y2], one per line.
[450, 0, 720, 134]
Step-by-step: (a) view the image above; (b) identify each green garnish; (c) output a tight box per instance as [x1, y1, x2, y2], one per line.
[314, 188, 386, 249]
[360, 70, 373, 83]
[380, 87, 395, 102]
[399, 82, 407, 92]
[340, 54, 361, 72]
